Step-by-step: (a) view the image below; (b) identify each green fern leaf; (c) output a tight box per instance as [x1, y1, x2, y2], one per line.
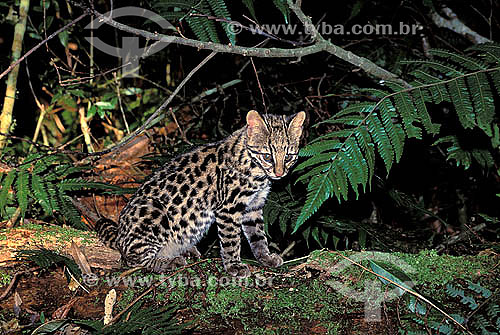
[345, 137, 368, 192]
[15, 167, 29, 218]
[294, 169, 334, 232]
[0, 170, 16, 216]
[59, 195, 84, 228]
[467, 72, 495, 136]
[33, 154, 62, 174]
[488, 69, 500, 97]
[31, 174, 52, 213]
[429, 49, 487, 71]
[468, 43, 500, 64]
[448, 77, 476, 129]
[355, 127, 376, 185]
[241, 0, 257, 20]
[328, 102, 375, 119]
[411, 88, 440, 134]
[403, 59, 463, 77]
[186, 16, 211, 42]
[388, 82, 422, 139]
[336, 150, 359, 198]
[310, 129, 358, 142]
[319, 114, 364, 126]
[294, 153, 332, 171]
[366, 113, 393, 174]
[272, 0, 289, 23]
[58, 178, 93, 192]
[295, 163, 331, 184]
[379, 99, 405, 162]
[471, 149, 495, 169]
[207, 0, 235, 45]
[299, 139, 341, 156]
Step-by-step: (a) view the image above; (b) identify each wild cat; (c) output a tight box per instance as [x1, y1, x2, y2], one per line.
[95, 111, 306, 277]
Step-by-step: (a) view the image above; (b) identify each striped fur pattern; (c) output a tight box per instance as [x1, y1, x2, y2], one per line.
[97, 111, 306, 277]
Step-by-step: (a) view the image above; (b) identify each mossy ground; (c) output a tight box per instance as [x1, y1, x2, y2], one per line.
[0, 245, 498, 334]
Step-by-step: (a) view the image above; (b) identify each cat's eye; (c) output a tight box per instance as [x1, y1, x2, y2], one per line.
[285, 154, 294, 162]
[262, 153, 273, 163]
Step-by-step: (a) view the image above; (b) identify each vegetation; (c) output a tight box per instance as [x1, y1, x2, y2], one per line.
[0, 0, 498, 334]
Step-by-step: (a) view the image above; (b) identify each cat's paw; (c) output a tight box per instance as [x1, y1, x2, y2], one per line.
[225, 262, 251, 278]
[258, 253, 283, 268]
[151, 256, 187, 273]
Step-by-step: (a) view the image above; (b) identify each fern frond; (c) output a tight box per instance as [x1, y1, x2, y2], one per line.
[294, 169, 334, 232]
[0, 170, 16, 216]
[411, 88, 440, 134]
[429, 49, 487, 70]
[294, 153, 332, 171]
[295, 163, 330, 184]
[355, 127, 376, 184]
[327, 102, 375, 119]
[207, 0, 235, 44]
[272, 0, 289, 23]
[379, 99, 405, 162]
[467, 281, 492, 298]
[345, 137, 368, 193]
[387, 82, 422, 139]
[467, 72, 495, 136]
[241, 0, 256, 20]
[488, 69, 500, 96]
[59, 195, 84, 228]
[33, 154, 63, 174]
[31, 173, 52, 213]
[299, 140, 341, 156]
[366, 113, 393, 174]
[447, 77, 475, 129]
[333, 156, 349, 201]
[15, 167, 29, 218]
[402, 59, 463, 77]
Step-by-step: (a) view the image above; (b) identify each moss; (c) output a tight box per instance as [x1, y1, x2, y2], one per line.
[0, 269, 12, 287]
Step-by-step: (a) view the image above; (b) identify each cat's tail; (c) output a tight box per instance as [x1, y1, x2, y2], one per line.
[70, 198, 118, 249]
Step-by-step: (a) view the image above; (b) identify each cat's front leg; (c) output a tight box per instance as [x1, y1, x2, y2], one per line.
[241, 208, 283, 268]
[216, 209, 250, 278]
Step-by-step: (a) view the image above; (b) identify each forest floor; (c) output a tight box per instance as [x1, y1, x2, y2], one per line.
[0, 223, 498, 334]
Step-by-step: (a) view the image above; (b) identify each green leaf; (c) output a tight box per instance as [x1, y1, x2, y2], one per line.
[366, 113, 393, 174]
[369, 260, 414, 296]
[294, 169, 334, 233]
[467, 72, 495, 136]
[447, 77, 475, 129]
[58, 30, 69, 48]
[272, 0, 289, 23]
[15, 167, 29, 218]
[0, 170, 16, 216]
[31, 174, 52, 213]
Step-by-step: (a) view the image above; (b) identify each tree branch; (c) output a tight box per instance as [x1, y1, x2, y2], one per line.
[85, 1, 408, 87]
[431, 7, 491, 45]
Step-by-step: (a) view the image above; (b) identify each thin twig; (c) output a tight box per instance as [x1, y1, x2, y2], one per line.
[0, 13, 87, 81]
[0, 267, 38, 300]
[81, 51, 217, 159]
[169, 107, 191, 145]
[250, 58, 267, 113]
[105, 259, 209, 327]
[333, 251, 473, 334]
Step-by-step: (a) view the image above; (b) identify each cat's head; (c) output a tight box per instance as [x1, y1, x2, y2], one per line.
[245, 110, 306, 180]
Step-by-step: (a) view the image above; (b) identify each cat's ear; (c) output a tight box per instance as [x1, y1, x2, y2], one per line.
[288, 111, 306, 140]
[246, 110, 267, 137]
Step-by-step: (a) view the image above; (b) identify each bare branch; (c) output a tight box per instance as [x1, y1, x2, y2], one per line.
[431, 7, 491, 45]
[85, 2, 408, 87]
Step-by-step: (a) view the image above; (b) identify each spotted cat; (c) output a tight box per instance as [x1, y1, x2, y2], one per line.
[96, 110, 306, 277]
